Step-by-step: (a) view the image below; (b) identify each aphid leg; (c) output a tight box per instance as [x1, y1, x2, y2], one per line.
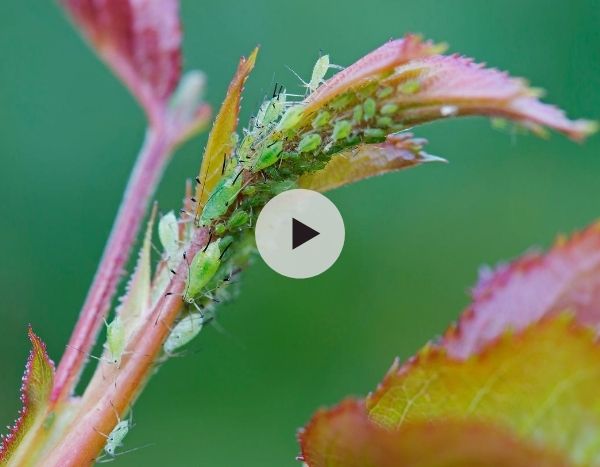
[219, 242, 233, 260]
[203, 233, 214, 252]
[97, 444, 154, 463]
[65, 344, 114, 370]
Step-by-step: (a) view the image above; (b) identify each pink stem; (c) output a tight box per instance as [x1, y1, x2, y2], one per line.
[44, 229, 208, 467]
[51, 126, 173, 404]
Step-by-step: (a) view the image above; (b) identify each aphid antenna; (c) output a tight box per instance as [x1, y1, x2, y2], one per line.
[97, 443, 154, 463]
[179, 208, 194, 217]
[285, 64, 308, 89]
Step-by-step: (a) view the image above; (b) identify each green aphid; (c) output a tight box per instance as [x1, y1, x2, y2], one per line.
[312, 110, 331, 129]
[242, 185, 257, 196]
[363, 128, 386, 141]
[277, 105, 304, 131]
[198, 172, 243, 225]
[352, 105, 363, 124]
[185, 241, 221, 302]
[102, 411, 131, 457]
[309, 55, 330, 93]
[105, 316, 126, 367]
[398, 79, 420, 95]
[214, 223, 226, 236]
[227, 210, 250, 230]
[297, 134, 322, 153]
[255, 93, 286, 128]
[332, 120, 352, 141]
[238, 133, 255, 159]
[163, 313, 206, 355]
[376, 116, 393, 128]
[158, 211, 180, 260]
[363, 98, 376, 120]
[380, 103, 398, 115]
[252, 140, 284, 172]
[376, 86, 394, 98]
[329, 93, 352, 110]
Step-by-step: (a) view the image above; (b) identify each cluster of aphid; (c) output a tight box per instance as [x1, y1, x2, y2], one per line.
[94, 53, 428, 461]
[165, 54, 434, 356]
[196, 55, 433, 229]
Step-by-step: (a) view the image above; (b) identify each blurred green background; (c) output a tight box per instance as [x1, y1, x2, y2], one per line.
[0, 0, 599, 465]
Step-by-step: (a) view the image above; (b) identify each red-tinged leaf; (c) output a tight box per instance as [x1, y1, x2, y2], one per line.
[298, 133, 445, 192]
[300, 399, 570, 467]
[0, 327, 55, 464]
[383, 55, 597, 140]
[367, 317, 600, 466]
[194, 48, 259, 215]
[444, 222, 600, 359]
[303, 34, 445, 115]
[61, 0, 182, 122]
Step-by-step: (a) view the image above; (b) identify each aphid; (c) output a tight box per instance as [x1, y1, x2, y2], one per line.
[397, 79, 420, 95]
[297, 134, 322, 153]
[105, 316, 126, 367]
[255, 91, 287, 128]
[380, 103, 398, 115]
[363, 127, 385, 140]
[276, 105, 305, 132]
[328, 93, 353, 111]
[312, 110, 331, 129]
[69, 316, 127, 368]
[104, 417, 130, 457]
[376, 116, 393, 128]
[308, 54, 330, 93]
[184, 241, 221, 304]
[352, 105, 363, 124]
[197, 172, 243, 225]
[332, 120, 352, 141]
[376, 86, 394, 99]
[363, 98, 376, 120]
[158, 211, 180, 259]
[226, 209, 250, 230]
[252, 140, 284, 172]
[214, 223, 226, 236]
[163, 313, 207, 355]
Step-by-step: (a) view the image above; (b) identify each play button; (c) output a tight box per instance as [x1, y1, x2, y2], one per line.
[292, 218, 320, 249]
[255, 189, 345, 279]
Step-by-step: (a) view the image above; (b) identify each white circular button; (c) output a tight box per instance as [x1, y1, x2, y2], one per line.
[255, 189, 345, 279]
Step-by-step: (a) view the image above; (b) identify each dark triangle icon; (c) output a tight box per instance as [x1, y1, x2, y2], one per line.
[292, 218, 320, 249]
